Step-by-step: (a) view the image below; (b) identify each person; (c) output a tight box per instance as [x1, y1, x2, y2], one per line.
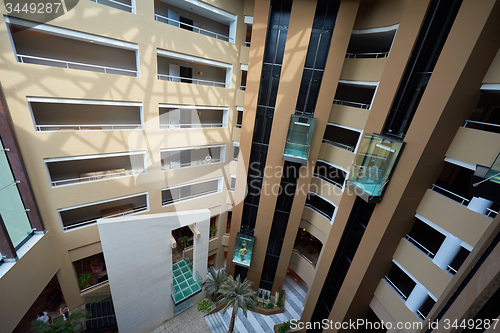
[205, 154, 212, 163]
[37, 311, 51, 324]
[238, 241, 247, 262]
[60, 306, 70, 321]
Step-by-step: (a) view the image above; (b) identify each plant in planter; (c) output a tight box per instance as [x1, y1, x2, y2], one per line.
[265, 302, 274, 309]
[197, 299, 213, 314]
[277, 291, 284, 308]
[210, 226, 218, 237]
[180, 235, 190, 248]
[78, 272, 93, 290]
[276, 320, 291, 333]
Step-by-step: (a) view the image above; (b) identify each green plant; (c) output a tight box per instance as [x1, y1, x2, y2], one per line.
[276, 320, 291, 333]
[218, 274, 256, 333]
[210, 225, 218, 237]
[197, 299, 213, 313]
[265, 302, 274, 309]
[277, 291, 284, 308]
[180, 235, 189, 248]
[31, 307, 88, 333]
[78, 272, 93, 290]
[206, 267, 229, 302]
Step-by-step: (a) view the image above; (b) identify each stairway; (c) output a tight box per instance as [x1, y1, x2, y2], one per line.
[205, 311, 236, 333]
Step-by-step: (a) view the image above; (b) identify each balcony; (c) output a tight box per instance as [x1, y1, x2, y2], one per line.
[304, 192, 336, 222]
[162, 178, 221, 206]
[6, 17, 138, 76]
[233, 143, 239, 161]
[161, 145, 225, 170]
[72, 252, 108, 292]
[417, 296, 436, 320]
[313, 160, 347, 190]
[28, 98, 143, 132]
[59, 193, 149, 231]
[159, 105, 228, 129]
[45, 152, 145, 187]
[333, 81, 378, 110]
[229, 176, 236, 191]
[154, 0, 236, 43]
[236, 110, 243, 128]
[293, 228, 322, 268]
[385, 264, 416, 301]
[322, 124, 362, 153]
[405, 218, 446, 259]
[345, 25, 397, 59]
[157, 49, 232, 88]
[90, 0, 135, 13]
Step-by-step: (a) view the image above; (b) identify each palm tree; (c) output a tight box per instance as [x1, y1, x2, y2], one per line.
[31, 307, 88, 333]
[218, 275, 256, 333]
[206, 266, 228, 301]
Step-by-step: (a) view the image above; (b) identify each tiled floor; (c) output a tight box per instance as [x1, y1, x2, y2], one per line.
[172, 259, 202, 304]
[206, 273, 308, 333]
[152, 301, 210, 333]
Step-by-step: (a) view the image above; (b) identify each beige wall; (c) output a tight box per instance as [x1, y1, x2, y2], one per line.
[0, 234, 59, 333]
[0, 0, 246, 313]
[329, 104, 369, 130]
[445, 127, 500, 167]
[288, 251, 316, 288]
[340, 58, 388, 82]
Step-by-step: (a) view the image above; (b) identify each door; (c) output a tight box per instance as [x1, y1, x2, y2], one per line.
[169, 64, 180, 82]
[179, 16, 194, 31]
[167, 9, 180, 27]
[180, 66, 193, 84]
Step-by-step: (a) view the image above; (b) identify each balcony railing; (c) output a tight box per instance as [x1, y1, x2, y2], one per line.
[304, 203, 332, 221]
[405, 234, 435, 258]
[154, 14, 233, 42]
[431, 184, 470, 206]
[345, 52, 389, 59]
[321, 139, 355, 152]
[161, 159, 221, 171]
[162, 188, 219, 206]
[292, 249, 316, 268]
[63, 205, 148, 231]
[385, 276, 408, 301]
[313, 172, 343, 190]
[416, 309, 426, 320]
[236, 124, 242, 128]
[333, 99, 370, 110]
[157, 74, 227, 87]
[17, 54, 138, 76]
[464, 120, 500, 132]
[447, 265, 458, 275]
[487, 208, 499, 218]
[159, 123, 225, 129]
[36, 123, 141, 132]
[51, 169, 143, 187]
[245, 42, 251, 47]
[240, 85, 246, 91]
[90, 0, 134, 12]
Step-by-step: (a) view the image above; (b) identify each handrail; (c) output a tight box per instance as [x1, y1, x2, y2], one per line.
[321, 139, 355, 152]
[236, 124, 242, 128]
[464, 120, 500, 129]
[304, 203, 332, 221]
[161, 158, 221, 170]
[157, 73, 227, 87]
[162, 188, 219, 206]
[80, 279, 109, 293]
[385, 276, 408, 300]
[154, 14, 233, 42]
[292, 249, 316, 268]
[416, 309, 426, 320]
[487, 208, 498, 218]
[233, 157, 238, 161]
[51, 169, 143, 187]
[245, 41, 251, 47]
[159, 123, 225, 129]
[240, 85, 246, 91]
[447, 265, 457, 275]
[313, 173, 343, 190]
[63, 205, 148, 231]
[431, 184, 470, 205]
[17, 54, 138, 76]
[36, 123, 141, 132]
[345, 51, 389, 59]
[333, 99, 370, 110]
[90, 0, 133, 11]
[405, 234, 435, 258]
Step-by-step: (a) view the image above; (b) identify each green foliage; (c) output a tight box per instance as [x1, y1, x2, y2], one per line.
[276, 320, 290, 333]
[78, 272, 93, 290]
[206, 267, 229, 302]
[218, 274, 256, 333]
[31, 307, 88, 333]
[277, 291, 284, 308]
[265, 302, 274, 309]
[198, 299, 213, 313]
[210, 226, 218, 236]
[180, 235, 189, 248]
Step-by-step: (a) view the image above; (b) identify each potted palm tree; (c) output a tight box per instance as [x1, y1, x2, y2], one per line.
[218, 275, 256, 333]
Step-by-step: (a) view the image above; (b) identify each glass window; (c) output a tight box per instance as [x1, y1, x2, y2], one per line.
[0, 138, 32, 248]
